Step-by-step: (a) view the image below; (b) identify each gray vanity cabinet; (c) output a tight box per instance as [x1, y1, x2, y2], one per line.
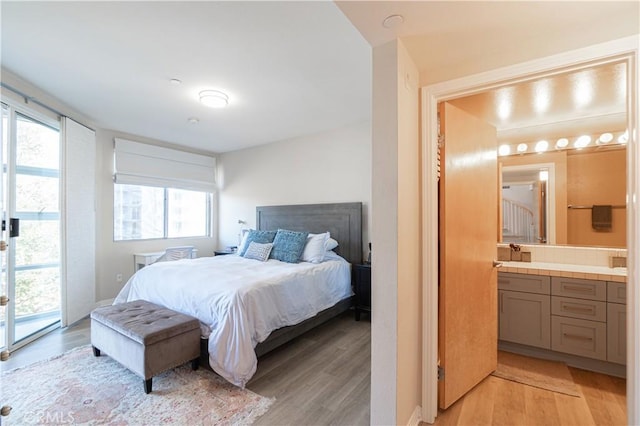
[550, 277, 607, 361]
[607, 281, 626, 365]
[498, 272, 551, 349]
[499, 272, 627, 371]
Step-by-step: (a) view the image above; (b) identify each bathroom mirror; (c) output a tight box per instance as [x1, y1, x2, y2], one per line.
[449, 61, 628, 248]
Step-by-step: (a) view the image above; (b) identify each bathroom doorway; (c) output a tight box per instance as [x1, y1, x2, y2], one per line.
[422, 40, 638, 422]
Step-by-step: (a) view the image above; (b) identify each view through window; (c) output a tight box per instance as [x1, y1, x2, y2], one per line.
[114, 184, 210, 241]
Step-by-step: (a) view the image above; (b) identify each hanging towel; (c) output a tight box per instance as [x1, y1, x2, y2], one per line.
[592, 205, 612, 230]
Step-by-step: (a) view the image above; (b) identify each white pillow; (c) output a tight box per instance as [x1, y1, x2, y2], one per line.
[301, 232, 330, 263]
[325, 237, 339, 251]
[237, 229, 252, 254]
[243, 241, 273, 262]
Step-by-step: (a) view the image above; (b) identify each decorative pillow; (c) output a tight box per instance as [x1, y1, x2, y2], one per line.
[325, 237, 339, 251]
[243, 242, 273, 262]
[301, 232, 330, 263]
[270, 229, 309, 263]
[237, 229, 251, 254]
[238, 230, 277, 256]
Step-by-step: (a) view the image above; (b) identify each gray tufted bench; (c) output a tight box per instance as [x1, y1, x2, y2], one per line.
[90, 300, 201, 394]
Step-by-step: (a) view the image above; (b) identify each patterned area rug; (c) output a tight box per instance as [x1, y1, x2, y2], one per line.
[1, 345, 274, 425]
[491, 351, 581, 397]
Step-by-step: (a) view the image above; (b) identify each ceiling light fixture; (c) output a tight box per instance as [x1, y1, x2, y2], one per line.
[517, 143, 528, 153]
[382, 14, 404, 29]
[199, 90, 229, 108]
[187, 117, 199, 124]
[170, 78, 182, 86]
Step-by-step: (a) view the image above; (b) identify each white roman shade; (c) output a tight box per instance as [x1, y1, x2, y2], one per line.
[113, 138, 216, 192]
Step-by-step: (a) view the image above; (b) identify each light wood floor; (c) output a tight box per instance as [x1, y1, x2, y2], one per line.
[2, 316, 627, 426]
[1, 311, 371, 425]
[429, 363, 626, 426]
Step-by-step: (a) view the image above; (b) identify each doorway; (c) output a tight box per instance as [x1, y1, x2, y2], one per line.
[421, 40, 638, 423]
[1, 102, 62, 353]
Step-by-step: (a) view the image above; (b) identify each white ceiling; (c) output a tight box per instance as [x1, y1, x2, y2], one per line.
[339, 1, 638, 146]
[2, 2, 638, 155]
[1, 1, 371, 153]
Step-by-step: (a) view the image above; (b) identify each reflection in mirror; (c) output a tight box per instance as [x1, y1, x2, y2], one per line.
[449, 61, 628, 248]
[502, 165, 553, 244]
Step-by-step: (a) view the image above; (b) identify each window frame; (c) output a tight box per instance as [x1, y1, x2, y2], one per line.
[113, 183, 213, 242]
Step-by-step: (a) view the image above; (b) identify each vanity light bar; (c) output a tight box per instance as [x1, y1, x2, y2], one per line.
[499, 130, 627, 156]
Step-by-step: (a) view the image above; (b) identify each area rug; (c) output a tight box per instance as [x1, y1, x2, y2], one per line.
[1, 345, 274, 425]
[491, 351, 581, 397]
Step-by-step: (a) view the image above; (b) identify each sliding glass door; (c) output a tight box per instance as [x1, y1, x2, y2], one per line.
[1, 102, 61, 351]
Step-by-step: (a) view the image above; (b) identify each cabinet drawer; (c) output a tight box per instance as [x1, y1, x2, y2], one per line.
[498, 272, 550, 295]
[607, 282, 626, 304]
[551, 296, 606, 322]
[551, 316, 607, 361]
[551, 277, 606, 301]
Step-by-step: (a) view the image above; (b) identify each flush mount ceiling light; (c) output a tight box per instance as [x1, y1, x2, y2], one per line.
[199, 90, 229, 108]
[382, 14, 404, 29]
[169, 78, 182, 86]
[187, 117, 199, 124]
[516, 143, 528, 153]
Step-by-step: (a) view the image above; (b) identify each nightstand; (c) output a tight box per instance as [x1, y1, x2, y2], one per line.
[353, 263, 371, 321]
[214, 250, 235, 256]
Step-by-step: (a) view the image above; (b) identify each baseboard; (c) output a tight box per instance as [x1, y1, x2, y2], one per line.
[407, 405, 422, 426]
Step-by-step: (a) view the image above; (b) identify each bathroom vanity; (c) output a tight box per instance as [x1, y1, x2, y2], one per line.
[498, 261, 626, 377]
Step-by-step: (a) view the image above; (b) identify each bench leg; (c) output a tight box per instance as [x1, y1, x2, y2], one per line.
[92, 346, 101, 357]
[191, 358, 199, 371]
[144, 378, 152, 394]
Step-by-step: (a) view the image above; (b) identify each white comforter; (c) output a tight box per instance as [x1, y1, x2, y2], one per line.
[113, 252, 351, 387]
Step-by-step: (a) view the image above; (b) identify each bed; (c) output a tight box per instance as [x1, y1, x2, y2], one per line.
[113, 202, 362, 387]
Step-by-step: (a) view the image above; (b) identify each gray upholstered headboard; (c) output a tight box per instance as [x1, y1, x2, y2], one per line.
[256, 202, 362, 265]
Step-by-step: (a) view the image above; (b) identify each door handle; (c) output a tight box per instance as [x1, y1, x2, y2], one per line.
[493, 260, 503, 268]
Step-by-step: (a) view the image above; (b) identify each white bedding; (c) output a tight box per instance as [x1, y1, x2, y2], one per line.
[113, 252, 351, 387]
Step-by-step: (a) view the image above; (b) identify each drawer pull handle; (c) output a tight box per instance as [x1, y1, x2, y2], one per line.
[561, 304, 595, 314]
[563, 285, 592, 293]
[562, 333, 593, 341]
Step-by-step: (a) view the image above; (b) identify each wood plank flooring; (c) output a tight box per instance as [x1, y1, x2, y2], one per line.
[0, 312, 371, 425]
[429, 363, 626, 426]
[2, 315, 627, 426]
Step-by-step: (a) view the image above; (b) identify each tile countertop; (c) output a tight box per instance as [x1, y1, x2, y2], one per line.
[500, 261, 627, 283]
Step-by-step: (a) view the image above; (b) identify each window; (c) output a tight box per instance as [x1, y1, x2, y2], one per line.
[114, 184, 211, 241]
[112, 138, 216, 242]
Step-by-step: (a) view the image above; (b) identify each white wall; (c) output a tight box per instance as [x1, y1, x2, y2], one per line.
[217, 121, 371, 257]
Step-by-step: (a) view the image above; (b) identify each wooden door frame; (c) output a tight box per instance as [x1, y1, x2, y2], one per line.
[421, 36, 639, 424]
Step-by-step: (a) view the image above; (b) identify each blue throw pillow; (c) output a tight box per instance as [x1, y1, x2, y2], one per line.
[238, 230, 277, 256]
[270, 229, 309, 263]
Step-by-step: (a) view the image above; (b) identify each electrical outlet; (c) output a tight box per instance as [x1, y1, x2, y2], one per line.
[116, 273, 123, 283]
